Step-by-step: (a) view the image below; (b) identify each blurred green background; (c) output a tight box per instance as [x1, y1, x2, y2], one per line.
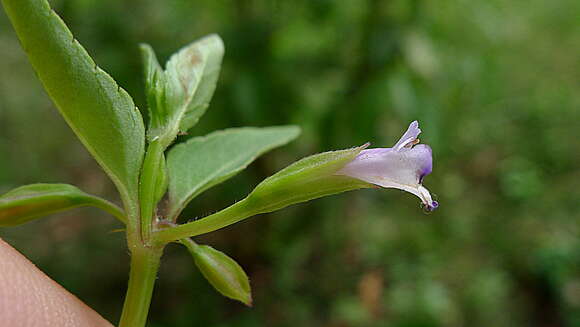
[1, 0, 579, 326]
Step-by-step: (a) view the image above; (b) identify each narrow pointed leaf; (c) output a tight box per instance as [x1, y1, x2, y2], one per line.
[166, 126, 300, 219]
[154, 153, 169, 206]
[140, 43, 167, 140]
[0, 184, 126, 227]
[182, 240, 252, 306]
[1, 0, 145, 205]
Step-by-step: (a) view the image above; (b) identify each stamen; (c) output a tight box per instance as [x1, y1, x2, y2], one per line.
[404, 138, 420, 148]
[417, 185, 438, 212]
[396, 137, 419, 150]
[421, 200, 439, 214]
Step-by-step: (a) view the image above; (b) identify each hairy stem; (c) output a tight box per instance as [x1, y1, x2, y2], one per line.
[153, 198, 255, 244]
[120, 138, 166, 327]
[118, 244, 163, 327]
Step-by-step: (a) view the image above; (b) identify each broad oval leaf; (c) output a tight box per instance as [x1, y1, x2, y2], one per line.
[166, 126, 300, 219]
[0, 184, 125, 227]
[182, 240, 252, 306]
[1, 0, 145, 204]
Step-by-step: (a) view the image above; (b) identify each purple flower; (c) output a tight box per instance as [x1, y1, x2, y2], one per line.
[336, 121, 438, 211]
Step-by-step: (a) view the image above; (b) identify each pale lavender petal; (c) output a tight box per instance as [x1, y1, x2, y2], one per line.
[393, 120, 421, 150]
[339, 144, 432, 185]
[412, 144, 433, 183]
[336, 143, 436, 210]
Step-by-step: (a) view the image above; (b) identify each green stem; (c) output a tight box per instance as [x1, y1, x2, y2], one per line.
[119, 138, 167, 327]
[118, 244, 163, 327]
[153, 198, 255, 244]
[139, 138, 165, 243]
[179, 237, 199, 252]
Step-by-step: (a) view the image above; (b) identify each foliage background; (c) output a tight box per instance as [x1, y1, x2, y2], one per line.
[1, 0, 579, 326]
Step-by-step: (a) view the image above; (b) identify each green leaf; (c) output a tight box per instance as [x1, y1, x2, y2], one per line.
[141, 35, 224, 148]
[0, 184, 126, 227]
[1, 0, 145, 207]
[154, 152, 168, 207]
[166, 34, 224, 133]
[140, 43, 167, 140]
[245, 144, 373, 214]
[181, 239, 252, 306]
[166, 126, 301, 220]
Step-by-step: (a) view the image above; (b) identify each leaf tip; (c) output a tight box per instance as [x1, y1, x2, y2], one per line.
[242, 293, 254, 307]
[288, 125, 302, 137]
[205, 33, 225, 51]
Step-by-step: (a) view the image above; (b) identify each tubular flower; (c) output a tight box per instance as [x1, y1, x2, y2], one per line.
[336, 121, 438, 211]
